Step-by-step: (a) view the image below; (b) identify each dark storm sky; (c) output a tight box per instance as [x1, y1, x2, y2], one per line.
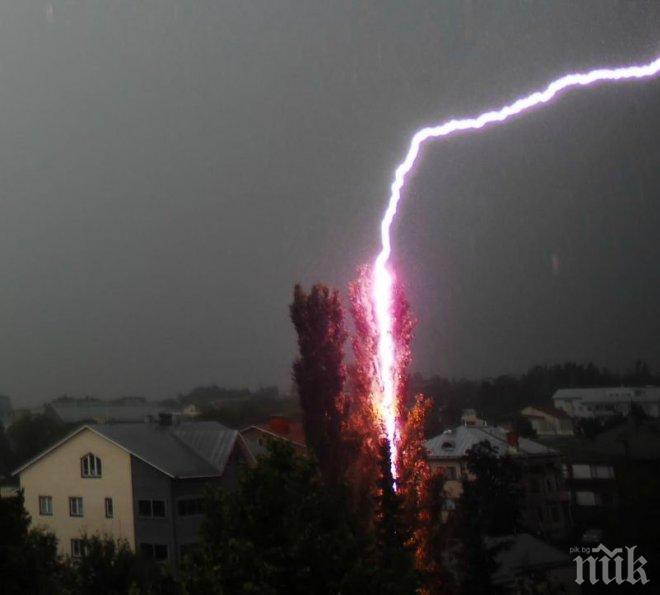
[1, 1, 659, 405]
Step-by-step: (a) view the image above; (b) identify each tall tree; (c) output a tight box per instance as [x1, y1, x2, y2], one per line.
[290, 284, 348, 484]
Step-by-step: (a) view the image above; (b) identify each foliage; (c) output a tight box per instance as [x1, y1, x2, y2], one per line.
[63, 535, 179, 595]
[183, 440, 375, 594]
[290, 284, 349, 484]
[0, 424, 14, 476]
[6, 413, 69, 468]
[0, 491, 66, 594]
[452, 441, 523, 594]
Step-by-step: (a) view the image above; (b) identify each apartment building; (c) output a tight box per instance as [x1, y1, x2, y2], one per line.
[426, 425, 570, 540]
[553, 386, 660, 419]
[13, 415, 253, 565]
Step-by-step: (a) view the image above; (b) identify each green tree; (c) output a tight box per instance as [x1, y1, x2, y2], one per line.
[453, 441, 523, 594]
[64, 535, 179, 595]
[183, 440, 375, 594]
[0, 491, 66, 594]
[290, 284, 349, 484]
[7, 413, 68, 467]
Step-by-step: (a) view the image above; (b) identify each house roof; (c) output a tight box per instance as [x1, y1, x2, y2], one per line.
[486, 533, 570, 585]
[48, 401, 172, 424]
[13, 421, 244, 479]
[426, 425, 556, 460]
[240, 425, 307, 458]
[522, 405, 571, 419]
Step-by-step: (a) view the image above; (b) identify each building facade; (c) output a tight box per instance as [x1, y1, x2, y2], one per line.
[13, 417, 253, 565]
[426, 425, 570, 540]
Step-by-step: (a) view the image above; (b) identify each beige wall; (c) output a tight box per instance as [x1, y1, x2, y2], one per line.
[20, 427, 135, 556]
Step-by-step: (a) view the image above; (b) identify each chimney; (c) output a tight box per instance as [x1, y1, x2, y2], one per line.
[506, 430, 519, 450]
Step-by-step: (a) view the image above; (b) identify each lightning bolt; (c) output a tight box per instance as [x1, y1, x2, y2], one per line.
[373, 55, 660, 480]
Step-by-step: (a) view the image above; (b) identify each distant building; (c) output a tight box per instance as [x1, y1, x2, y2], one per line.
[553, 386, 660, 419]
[521, 405, 574, 436]
[13, 416, 253, 565]
[241, 416, 306, 459]
[426, 426, 570, 540]
[46, 400, 172, 425]
[460, 408, 487, 427]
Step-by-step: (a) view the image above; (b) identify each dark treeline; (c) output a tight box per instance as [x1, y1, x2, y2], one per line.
[414, 360, 657, 435]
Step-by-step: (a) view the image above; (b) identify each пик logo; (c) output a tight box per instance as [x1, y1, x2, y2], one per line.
[573, 544, 649, 586]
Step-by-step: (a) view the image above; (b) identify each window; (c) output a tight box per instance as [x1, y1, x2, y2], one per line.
[105, 497, 114, 518]
[69, 497, 83, 517]
[138, 500, 152, 517]
[138, 499, 165, 518]
[576, 491, 599, 506]
[140, 543, 168, 562]
[572, 464, 591, 479]
[71, 539, 84, 558]
[178, 498, 204, 516]
[592, 465, 614, 479]
[81, 453, 102, 478]
[39, 496, 53, 516]
[154, 544, 168, 561]
[152, 500, 165, 518]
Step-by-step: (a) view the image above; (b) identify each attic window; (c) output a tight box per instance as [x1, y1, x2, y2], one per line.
[81, 453, 102, 478]
[441, 441, 455, 450]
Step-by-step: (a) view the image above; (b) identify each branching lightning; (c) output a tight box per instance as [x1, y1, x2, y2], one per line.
[372, 55, 660, 480]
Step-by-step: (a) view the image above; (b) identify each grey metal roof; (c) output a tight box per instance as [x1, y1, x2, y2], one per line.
[426, 425, 556, 459]
[93, 421, 239, 478]
[49, 402, 171, 424]
[486, 533, 570, 585]
[13, 420, 240, 479]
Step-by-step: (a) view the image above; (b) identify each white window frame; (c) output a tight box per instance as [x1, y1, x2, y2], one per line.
[39, 495, 53, 516]
[575, 491, 599, 506]
[105, 497, 114, 518]
[69, 496, 84, 517]
[71, 538, 84, 558]
[81, 453, 102, 478]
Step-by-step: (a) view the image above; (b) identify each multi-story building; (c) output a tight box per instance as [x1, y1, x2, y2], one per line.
[520, 405, 574, 436]
[553, 386, 660, 419]
[13, 415, 253, 565]
[538, 417, 660, 542]
[426, 425, 570, 540]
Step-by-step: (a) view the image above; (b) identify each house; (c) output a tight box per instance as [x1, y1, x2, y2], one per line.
[426, 426, 570, 540]
[521, 405, 574, 436]
[241, 416, 306, 459]
[46, 400, 172, 425]
[12, 415, 254, 564]
[553, 386, 660, 419]
[487, 533, 579, 594]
